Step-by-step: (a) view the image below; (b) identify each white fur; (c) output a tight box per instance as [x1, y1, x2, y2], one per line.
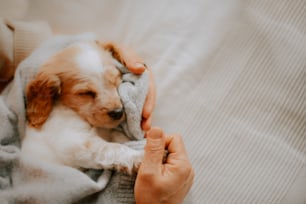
[22, 104, 142, 172]
[75, 43, 105, 74]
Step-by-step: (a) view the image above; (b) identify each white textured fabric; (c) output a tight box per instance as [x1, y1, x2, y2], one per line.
[0, 0, 305, 203]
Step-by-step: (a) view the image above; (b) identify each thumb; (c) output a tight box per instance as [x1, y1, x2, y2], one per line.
[142, 127, 166, 173]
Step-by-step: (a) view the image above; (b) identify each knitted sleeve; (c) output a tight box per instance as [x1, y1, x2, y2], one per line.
[0, 18, 52, 92]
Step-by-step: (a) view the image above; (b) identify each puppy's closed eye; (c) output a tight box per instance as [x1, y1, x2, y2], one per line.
[77, 90, 97, 98]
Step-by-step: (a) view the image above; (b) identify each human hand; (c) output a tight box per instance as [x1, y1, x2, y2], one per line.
[134, 127, 194, 204]
[119, 46, 156, 131]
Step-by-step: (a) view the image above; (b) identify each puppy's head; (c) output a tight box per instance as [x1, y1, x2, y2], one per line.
[26, 41, 126, 129]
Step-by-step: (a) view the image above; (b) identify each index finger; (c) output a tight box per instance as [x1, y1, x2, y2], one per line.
[165, 134, 189, 161]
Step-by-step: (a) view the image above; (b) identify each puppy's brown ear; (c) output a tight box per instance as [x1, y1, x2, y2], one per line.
[26, 72, 61, 129]
[96, 41, 126, 66]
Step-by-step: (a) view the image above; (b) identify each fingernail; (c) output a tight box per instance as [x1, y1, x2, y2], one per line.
[135, 62, 146, 69]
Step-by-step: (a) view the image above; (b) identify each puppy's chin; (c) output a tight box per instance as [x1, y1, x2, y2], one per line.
[87, 115, 125, 129]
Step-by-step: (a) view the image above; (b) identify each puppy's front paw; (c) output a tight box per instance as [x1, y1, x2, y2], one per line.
[116, 150, 143, 175]
[132, 150, 144, 173]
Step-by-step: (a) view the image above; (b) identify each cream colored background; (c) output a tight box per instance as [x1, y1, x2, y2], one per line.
[1, 0, 305, 203]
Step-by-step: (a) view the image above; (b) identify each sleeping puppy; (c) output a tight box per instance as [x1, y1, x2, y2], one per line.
[22, 41, 143, 175]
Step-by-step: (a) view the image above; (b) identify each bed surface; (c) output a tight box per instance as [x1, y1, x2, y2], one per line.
[1, 0, 305, 203]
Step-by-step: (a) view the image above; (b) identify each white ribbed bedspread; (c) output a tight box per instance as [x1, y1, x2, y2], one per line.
[1, 0, 305, 203]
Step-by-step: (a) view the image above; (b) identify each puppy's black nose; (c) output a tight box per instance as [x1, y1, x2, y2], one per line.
[108, 108, 124, 120]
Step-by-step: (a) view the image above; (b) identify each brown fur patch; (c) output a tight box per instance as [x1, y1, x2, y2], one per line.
[26, 73, 61, 128]
[96, 41, 126, 66]
[26, 45, 79, 128]
[26, 41, 125, 129]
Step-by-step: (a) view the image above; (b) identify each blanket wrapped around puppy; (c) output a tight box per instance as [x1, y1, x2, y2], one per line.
[0, 33, 148, 204]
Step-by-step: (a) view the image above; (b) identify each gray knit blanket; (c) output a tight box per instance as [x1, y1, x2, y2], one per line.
[0, 33, 148, 204]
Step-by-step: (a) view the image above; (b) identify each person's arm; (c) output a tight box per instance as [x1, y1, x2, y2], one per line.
[135, 127, 195, 204]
